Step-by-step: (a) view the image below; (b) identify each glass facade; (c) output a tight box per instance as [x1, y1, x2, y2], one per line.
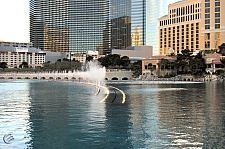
[30, 0, 110, 54]
[30, 0, 69, 52]
[68, 1, 110, 53]
[110, 0, 168, 55]
[30, 0, 168, 55]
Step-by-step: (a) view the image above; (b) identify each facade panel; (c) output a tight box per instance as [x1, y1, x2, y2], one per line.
[158, 0, 201, 55]
[30, 0, 168, 55]
[110, 0, 168, 55]
[200, 0, 225, 51]
[30, 0, 110, 54]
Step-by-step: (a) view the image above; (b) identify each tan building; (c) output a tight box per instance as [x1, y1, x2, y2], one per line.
[44, 24, 69, 53]
[158, 0, 201, 55]
[200, 0, 225, 51]
[132, 27, 142, 46]
[142, 55, 176, 76]
[205, 53, 224, 73]
[159, 0, 225, 55]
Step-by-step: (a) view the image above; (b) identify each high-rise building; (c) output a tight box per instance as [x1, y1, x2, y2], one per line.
[158, 0, 225, 55]
[30, 0, 168, 55]
[158, 0, 201, 55]
[111, 16, 131, 50]
[30, 0, 110, 54]
[110, 0, 168, 55]
[200, 0, 225, 51]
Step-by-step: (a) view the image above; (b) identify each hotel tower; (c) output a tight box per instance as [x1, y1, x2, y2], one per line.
[110, 0, 168, 55]
[30, 0, 168, 55]
[158, 0, 225, 55]
[30, 0, 110, 53]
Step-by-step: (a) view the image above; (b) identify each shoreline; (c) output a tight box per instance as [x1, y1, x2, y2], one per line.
[106, 80, 204, 85]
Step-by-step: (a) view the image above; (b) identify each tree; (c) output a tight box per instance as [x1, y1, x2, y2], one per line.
[221, 58, 225, 67]
[158, 58, 170, 70]
[19, 62, 28, 68]
[120, 56, 130, 68]
[98, 54, 128, 68]
[147, 63, 155, 75]
[0, 62, 7, 70]
[218, 43, 225, 56]
[86, 56, 93, 62]
[189, 52, 206, 76]
[176, 49, 192, 74]
[131, 60, 142, 78]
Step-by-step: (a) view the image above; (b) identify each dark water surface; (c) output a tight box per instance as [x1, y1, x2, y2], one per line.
[0, 80, 225, 149]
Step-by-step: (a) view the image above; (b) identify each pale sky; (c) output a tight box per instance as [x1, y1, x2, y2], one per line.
[0, 0, 179, 43]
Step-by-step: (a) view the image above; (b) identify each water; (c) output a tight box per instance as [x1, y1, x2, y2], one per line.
[0, 80, 225, 149]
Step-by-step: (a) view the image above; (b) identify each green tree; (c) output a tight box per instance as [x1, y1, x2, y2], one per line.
[86, 56, 93, 62]
[131, 60, 142, 78]
[189, 52, 206, 76]
[158, 58, 170, 70]
[221, 58, 225, 67]
[147, 63, 155, 75]
[98, 54, 125, 68]
[176, 49, 192, 74]
[0, 62, 7, 68]
[218, 43, 225, 56]
[120, 56, 130, 68]
[19, 62, 28, 68]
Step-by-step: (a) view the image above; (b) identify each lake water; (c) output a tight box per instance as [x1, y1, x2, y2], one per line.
[0, 80, 225, 149]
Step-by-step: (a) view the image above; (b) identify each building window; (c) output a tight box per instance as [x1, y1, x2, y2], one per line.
[205, 41, 210, 48]
[205, 25, 210, 29]
[205, 14, 210, 18]
[215, 2, 220, 7]
[215, 7, 220, 12]
[205, 3, 210, 7]
[215, 13, 220, 18]
[215, 18, 220, 23]
[205, 19, 210, 24]
[215, 24, 220, 29]
[205, 8, 210, 13]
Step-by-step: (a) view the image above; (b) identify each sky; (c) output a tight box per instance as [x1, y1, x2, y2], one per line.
[0, 0, 180, 43]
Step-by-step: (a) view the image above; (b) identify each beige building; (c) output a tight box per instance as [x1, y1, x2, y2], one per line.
[0, 50, 46, 68]
[200, 0, 225, 51]
[159, 0, 201, 55]
[159, 0, 225, 55]
[69, 51, 103, 63]
[132, 27, 142, 46]
[205, 53, 224, 73]
[142, 55, 176, 76]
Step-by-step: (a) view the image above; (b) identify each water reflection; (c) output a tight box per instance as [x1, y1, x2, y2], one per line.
[1, 80, 225, 148]
[28, 81, 71, 148]
[0, 80, 31, 148]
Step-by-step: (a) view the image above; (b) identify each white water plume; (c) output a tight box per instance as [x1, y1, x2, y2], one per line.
[76, 61, 106, 85]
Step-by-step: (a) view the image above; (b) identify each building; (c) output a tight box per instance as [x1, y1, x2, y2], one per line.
[111, 16, 131, 50]
[142, 55, 176, 76]
[112, 46, 153, 63]
[109, 0, 168, 55]
[131, 27, 142, 47]
[200, 0, 225, 51]
[30, 0, 110, 54]
[159, 0, 201, 55]
[159, 0, 225, 55]
[0, 42, 45, 68]
[204, 52, 224, 73]
[0, 42, 67, 67]
[69, 51, 103, 63]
